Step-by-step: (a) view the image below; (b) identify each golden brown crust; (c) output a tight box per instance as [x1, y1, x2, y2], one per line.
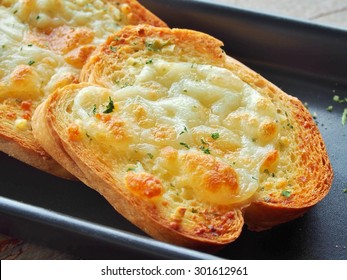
[114, 0, 167, 27]
[0, 1, 166, 177]
[223, 56, 333, 230]
[81, 25, 224, 86]
[32, 25, 333, 250]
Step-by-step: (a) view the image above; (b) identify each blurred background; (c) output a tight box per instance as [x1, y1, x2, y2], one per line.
[214, 0, 347, 28]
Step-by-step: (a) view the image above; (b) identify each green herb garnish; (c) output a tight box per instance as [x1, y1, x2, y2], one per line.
[145, 40, 169, 52]
[28, 60, 35, 66]
[211, 132, 220, 140]
[200, 146, 210, 154]
[342, 108, 347, 126]
[127, 167, 136, 172]
[180, 142, 190, 149]
[281, 190, 291, 198]
[145, 41, 158, 52]
[103, 97, 114, 114]
[326, 105, 333, 112]
[147, 153, 154, 159]
[145, 58, 153, 64]
[109, 46, 117, 52]
[92, 104, 97, 115]
[333, 95, 346, 103]
[179, 126, 188, 135]
[200, 138, 208, 145]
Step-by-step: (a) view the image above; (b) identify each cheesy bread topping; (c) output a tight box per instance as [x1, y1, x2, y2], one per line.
[0, 0, 140, 130]
[71, 57, 294, 219]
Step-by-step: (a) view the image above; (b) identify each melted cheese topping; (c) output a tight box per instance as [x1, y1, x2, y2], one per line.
[72, 59, 284, 207]
[0, 0, 130, 128]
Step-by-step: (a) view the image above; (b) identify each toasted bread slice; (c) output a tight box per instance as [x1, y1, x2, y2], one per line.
[32, 25, 333, 250]
[0, 1, 166, 178]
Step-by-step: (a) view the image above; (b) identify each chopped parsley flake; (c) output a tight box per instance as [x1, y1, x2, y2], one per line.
[200, 138, 208, 145]
[342, 108, 347, 126]
[343, 188, 347, 193]
[28, 60, 35, 66]
[92, 104, 97, 115]
[333, 95, 347, 103]
[145, 41, 159, 52]
[211, 132, 220, 139]
[200, 146, 210, 154]
[281, 190, 291, 198]
[179, 126, 188, 135]
[145, 58, 153, 64]
[145, 40, 169, 52]
[147, 153, 154, 159]
[326, 105, 333, 112]
[109, 46, 117, 52]
[36, 15, 40, 20]
[180, 142, 190, 149]
[127, 167, 136, 172]
[328, 95, 347, 125]
[103, 97, 114, 114]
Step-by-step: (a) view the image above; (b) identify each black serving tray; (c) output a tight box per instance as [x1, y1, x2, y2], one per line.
[1, 0, 346, 260]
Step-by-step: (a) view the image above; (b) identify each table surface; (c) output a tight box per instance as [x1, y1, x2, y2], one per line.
[217, 0, 347, 29]
[1, 0, 346, 260]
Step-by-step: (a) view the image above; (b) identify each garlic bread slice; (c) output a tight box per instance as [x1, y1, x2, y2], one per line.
[32, 25, 333, 249]
[0, 0, 166, 178]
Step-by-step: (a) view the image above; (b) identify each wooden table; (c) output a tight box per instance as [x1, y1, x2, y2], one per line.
[1, 0, 346, 260]
[216, 0, 347, 29]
